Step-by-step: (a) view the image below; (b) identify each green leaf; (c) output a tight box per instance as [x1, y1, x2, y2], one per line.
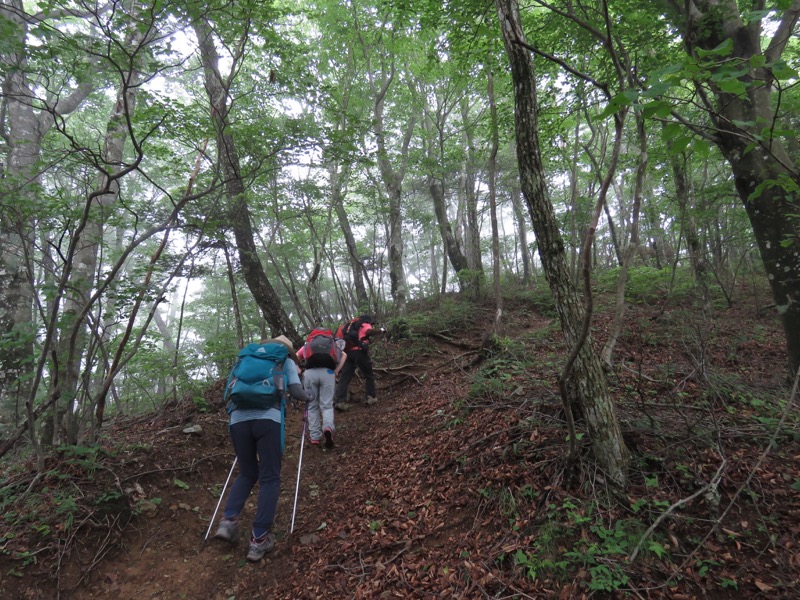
[742, 10, 770, 24]
[642, 100, 672, 119]
[669, 136, 692, 155]
[696, 39, 733, 58]
[770, 60, 799, 80]
[172, 478, 189, 490]
[693, 139, 710, 159]
[642, 81, 673, 98]
[598, 93, 631, 119]
[661, 122, 683, 142]
[621, 88, 640, 102]
[717, 79, 747, 96]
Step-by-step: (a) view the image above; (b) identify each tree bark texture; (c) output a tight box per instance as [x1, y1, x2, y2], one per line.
[0, 0, 94, 433]
[665, 0, 800, 375]
[421, 106, 471, 294]
[495, 0, 630, 486]
[194, 19, 298, 342]
[329, 163, 369, 310]
[372, 77, 413, 313]
[601, 111, 646, 367]
[510, 182, 533, 284]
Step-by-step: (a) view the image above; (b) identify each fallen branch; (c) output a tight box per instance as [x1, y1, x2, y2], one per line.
[629, 458, 727, 561]
[666, 365, 800, 574]
[430, 332, 480, 350]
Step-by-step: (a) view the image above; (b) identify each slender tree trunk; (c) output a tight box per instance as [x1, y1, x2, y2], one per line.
[487, 70, 503, 333]
[420, 103, 472, 295]
[54, 16, 145, 444]
[495, 0, 630, 486]
[669, 147, 712, 312]
[601, 111, 646, 367]
[223, 242, 244, 348]
[510, 183, 533, 284]
[370, 71, 413, 313]
[194, 19, 298, 341]
[0, 0, 92, 443]
[459, 98, 484, 276]
[330, 163, 369, 310]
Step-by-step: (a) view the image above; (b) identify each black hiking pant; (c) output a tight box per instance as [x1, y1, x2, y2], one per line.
[334, 349, 376, 402]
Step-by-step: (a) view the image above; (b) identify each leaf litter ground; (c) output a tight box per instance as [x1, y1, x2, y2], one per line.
[1, 291, 798, 599]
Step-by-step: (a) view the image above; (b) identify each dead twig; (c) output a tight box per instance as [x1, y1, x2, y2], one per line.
[629, 458, 727, 561]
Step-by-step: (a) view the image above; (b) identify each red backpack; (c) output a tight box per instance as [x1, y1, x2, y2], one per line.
[336, 318, 365, 352]
[303, 328, 338, 369]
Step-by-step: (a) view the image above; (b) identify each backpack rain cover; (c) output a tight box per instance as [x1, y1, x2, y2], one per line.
[304, 328, 338, 369]
[225, 342, 289, 410]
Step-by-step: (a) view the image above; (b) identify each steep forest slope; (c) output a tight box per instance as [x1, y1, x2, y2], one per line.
[1, 286, 798, 599]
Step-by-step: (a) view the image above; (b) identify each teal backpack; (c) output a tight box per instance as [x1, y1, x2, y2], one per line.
[224, 342, 289, 410]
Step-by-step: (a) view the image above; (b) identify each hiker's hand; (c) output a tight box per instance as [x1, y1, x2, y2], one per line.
[305, 388, 315, 403]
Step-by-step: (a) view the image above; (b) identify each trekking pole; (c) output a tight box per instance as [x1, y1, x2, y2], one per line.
[204, 456, 237, 540]
[290, 407, 308, 534]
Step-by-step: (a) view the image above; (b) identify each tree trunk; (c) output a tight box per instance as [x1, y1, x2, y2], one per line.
[223, 242, 245, 348]
[54, 18, 145, 444]
[669, 146, 712, 312]
[0, 0, 94, 449]
[495, 0, 630, 487]
[370, 67, 413, 313]
[459, 98, 484, 276]
[330, 163, 369, 310]
[601, 111, 646, 367]
[194, 19, 298, 342]
[664, 0, 800, 375]
[487, 70, 503, 333]
[510, 182, 533, 284]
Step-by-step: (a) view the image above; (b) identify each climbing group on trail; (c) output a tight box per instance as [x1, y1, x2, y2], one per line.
[209, 316, 386, 562]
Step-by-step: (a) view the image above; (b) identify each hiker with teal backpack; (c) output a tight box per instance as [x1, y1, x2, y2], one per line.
[214, 335, 312, 562]
[296, 328, 346, 448]
[333, 315, 386, 411]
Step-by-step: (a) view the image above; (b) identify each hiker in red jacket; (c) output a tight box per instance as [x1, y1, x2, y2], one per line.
[333, 315, 386, 411]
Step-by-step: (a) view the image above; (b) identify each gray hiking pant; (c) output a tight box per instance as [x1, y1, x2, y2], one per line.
[303, 367, 335, 441]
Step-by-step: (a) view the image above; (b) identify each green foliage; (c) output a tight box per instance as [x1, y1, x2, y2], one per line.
[496, 494, 667, 593]
[463, 323, 553, 407]
[705, 373, 783, 420]
[469, 353, 526, 402]
[59, 444, 115, 476]
[503, 284, 557, 318]
[595, 266, 695, 304]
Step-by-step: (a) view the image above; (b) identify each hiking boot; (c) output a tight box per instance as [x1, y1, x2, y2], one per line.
[334, 402, 351, 412]
[324, 427, 334, 449]
[214, 518, 239, 543]
[246, 531, 276, 562]
[366, 396, 378, 406]
[309, 437, 320, 446]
